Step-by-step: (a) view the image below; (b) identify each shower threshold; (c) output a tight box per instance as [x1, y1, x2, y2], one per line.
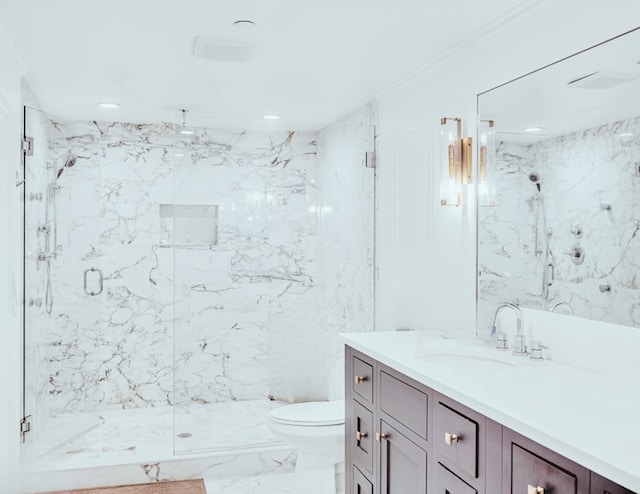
[25, 399, 289, 472]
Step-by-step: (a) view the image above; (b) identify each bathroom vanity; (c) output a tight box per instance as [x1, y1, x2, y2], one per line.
[343, 331, 639, 494]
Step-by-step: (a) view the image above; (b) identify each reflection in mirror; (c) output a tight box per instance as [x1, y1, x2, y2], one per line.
[477, 28, 640, 331]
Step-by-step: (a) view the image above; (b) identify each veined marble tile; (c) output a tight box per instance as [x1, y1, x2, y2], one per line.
[479, 116, 640, 332]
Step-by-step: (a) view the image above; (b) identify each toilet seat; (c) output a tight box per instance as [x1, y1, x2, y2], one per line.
[270, 400, 345, 426]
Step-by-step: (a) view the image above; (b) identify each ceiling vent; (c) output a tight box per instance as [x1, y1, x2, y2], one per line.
[567, 71, 639, 89]
[192, 36, 255, 63]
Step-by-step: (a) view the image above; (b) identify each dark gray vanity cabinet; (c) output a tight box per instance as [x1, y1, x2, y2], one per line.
[345, 346, 637, 494]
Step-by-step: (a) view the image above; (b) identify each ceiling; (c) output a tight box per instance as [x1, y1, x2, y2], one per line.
[479, 28, 640, 144]
[1, 0, 527, 131]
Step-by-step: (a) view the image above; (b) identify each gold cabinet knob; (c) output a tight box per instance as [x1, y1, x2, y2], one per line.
[356, 431, 368, 441]
[354, 375, 367, 384]
[375, 432, 388, 442]
[527, 485, 544, 494]
[444, 432, 460, 445]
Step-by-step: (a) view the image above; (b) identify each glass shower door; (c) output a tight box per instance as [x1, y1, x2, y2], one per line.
[22, 107, 102, 462]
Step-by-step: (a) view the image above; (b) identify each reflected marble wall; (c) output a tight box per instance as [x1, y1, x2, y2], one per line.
[478, 116, 640, 331]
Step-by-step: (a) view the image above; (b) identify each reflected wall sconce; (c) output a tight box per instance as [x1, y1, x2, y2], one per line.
[478, 119, 496, 207]
[440, 117, 473, 206]
[179, 109, 194, 136]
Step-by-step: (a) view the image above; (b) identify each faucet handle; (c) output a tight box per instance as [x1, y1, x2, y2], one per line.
[529, 341, 547, 361]
[512, 334, 528, 356]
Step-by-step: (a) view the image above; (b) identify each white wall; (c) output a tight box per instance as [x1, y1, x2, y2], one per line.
[375, 1, 640, 335]
[0, 13, 26, 494]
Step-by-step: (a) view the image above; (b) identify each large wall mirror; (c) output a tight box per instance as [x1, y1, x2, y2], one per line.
[477, 28, 639, 332]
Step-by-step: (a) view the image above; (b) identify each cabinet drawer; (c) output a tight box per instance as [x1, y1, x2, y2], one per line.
[511, 444, 577, 494]
[590, 471, 635, 494]
[353, 465, 373, 494]
[435, 402, 478, 478]
[436, 464, 477, 494]
[351, 399, 374, 475]
[380, 370, 428, 440]
[352, 356, 374, 403]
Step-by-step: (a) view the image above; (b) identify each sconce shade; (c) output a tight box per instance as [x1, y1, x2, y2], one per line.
[440, 117, 472, 206]
[478, 119, 496, 207]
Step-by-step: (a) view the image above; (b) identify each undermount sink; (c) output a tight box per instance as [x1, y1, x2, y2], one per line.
[421, 352, 515, 369]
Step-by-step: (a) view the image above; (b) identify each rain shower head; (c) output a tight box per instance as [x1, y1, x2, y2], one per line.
[529, 172, 541, 192]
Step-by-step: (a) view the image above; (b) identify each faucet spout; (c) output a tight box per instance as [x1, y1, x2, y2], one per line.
[490, 302, 527, 356]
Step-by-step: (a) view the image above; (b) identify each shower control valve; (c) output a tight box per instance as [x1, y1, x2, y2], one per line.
[564, 243, 585, 265]
[570, 224, 583, 239]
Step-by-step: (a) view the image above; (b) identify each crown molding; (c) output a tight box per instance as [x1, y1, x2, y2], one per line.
[376, 0, 562, 100]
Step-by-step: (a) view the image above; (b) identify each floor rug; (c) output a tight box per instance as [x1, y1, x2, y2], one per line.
[39, 479, 206, 494]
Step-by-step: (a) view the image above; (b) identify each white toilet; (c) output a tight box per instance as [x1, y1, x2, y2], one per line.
[270, 400, 345, 494]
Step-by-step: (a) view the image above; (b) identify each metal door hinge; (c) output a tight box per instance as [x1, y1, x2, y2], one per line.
[22, 136, 34, 156]
[20, 415, 32, 442]
[365, 151, 376, 169]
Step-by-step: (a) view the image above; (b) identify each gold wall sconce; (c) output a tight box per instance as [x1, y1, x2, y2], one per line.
[478, 119, 496, 207]
[440, 117, 473, 206]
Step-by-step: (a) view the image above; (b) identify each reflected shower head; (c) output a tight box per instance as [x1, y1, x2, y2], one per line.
[64, 155, 77, 168]
[528, 172, 541, 192]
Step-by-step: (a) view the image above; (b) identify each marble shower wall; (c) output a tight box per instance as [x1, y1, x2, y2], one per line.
[478, 116, 640, 332]
[37, 102, 376, 414]
[170, 127, 321, 406]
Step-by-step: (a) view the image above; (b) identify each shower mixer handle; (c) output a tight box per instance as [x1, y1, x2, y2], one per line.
[564, 244, 585, 265]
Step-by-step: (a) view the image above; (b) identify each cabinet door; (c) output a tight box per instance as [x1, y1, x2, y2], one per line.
[590, 471, 636, 494]
[380, 420, 428, 494]
[351, 399, 374, 475]
[436, 464, 477, 494]
[353, 465, 374, 494]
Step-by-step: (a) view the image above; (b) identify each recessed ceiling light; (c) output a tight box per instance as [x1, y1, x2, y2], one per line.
[174, 152, 185, 157]
[180, 129, 195, 135]
[263, 114, 280, 120]
[97, 102, 119, 109]
[618, 132, 634, 137]
[525, 127, 543, 132]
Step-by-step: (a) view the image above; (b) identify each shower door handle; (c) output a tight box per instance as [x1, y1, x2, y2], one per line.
[83, 267, 103, 296]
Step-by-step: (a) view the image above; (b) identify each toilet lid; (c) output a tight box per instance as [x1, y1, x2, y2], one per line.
[270, 400, 345, 426]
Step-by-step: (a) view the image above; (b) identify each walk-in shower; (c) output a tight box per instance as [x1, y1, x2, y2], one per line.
[21, 105, 376, 488]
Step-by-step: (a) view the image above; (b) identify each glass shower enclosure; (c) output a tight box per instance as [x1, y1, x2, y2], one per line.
[21, 106, 377, 466]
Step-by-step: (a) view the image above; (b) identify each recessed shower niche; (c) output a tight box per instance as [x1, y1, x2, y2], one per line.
[159, 204, 219, 245]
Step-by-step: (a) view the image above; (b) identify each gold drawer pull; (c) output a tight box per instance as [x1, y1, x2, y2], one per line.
[356, 431, 367, 441]
[444, 432, 460, 445]
[354, 375, 367, 384]
[375, 432, 388, 442]
[527, 486, 544, 494]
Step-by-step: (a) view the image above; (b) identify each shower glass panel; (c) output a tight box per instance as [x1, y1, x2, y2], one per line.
[23, 107, 102, 462]
[171, 115, 377, 455]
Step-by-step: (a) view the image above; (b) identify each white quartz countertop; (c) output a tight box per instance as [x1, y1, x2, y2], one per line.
[341, 331, 640, 493]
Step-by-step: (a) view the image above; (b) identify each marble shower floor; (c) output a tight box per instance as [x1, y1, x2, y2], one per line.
[29, 400, 288, 471]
